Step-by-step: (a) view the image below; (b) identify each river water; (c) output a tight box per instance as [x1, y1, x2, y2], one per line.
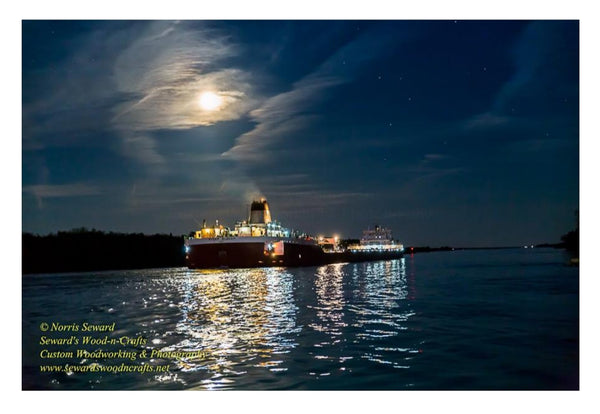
[22, 248, 578, 390]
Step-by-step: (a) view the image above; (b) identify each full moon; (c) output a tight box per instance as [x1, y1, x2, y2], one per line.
[198, 91, 223, 111]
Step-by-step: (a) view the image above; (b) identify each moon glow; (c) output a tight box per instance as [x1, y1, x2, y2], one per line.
[199, 91, 223, 111]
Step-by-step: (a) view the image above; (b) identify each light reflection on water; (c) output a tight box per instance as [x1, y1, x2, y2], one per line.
[160, 259, 414, 388]
[348, 260, 419, 369]
[309, 263, 347, 341]
[23, 249, 579, 390]
[23, 259, 415, 389]
[165, 268, 300, 389]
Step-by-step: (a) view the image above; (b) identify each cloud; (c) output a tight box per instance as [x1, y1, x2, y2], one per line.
[119, 133, 167, 175]
[506, 138, 572, 153]
[221, 75, 342, 161]
[218, 174, 264, 204]
[23, 183, 101, 208]
[222, 27, 399, 162]
[423, 153, 448, 162]
[269, 190, 373, 215]
[463, 21, 577, 132]
[108, 21, 261, 175]
[23, 21, 257, 168]
[462, 112, 510, 131]
[494, 21, 577, 114]
[24, 183, 101, 198]
[111, 24, 257, 130]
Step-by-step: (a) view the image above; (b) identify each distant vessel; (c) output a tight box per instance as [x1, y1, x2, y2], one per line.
[184, 199, 403, 269]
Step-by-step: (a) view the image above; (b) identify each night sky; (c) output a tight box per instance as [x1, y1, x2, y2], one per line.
[22, 20, 579, 247]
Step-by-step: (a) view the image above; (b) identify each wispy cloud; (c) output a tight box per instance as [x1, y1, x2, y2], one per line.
[462, 112, 510, 131]
[271, 190, 373, 212]
[462, 21, 578, 132]
[23, 183, 101, 208]
[24, 183, 101, 198]
[221, 75, 343, 161]
[492, 21, 577, 114]
[119, 133, 167, 175]
[423, 153, 448, 162]
[23, 21, 257, 171]
[222, 27, 400, 162]
[111, 21, 255, 131]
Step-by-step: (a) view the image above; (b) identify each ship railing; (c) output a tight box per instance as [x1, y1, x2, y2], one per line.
[322, 247, 345, 253]
[348, 244, 404, 253]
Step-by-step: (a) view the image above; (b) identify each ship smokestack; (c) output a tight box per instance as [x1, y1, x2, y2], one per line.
[249, 198, 272, 224]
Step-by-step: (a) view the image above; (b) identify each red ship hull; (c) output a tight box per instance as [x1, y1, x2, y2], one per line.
[185, 237, 403, 269]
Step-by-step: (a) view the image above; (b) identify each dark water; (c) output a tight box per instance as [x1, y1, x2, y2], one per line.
[22, 248, 579, 390]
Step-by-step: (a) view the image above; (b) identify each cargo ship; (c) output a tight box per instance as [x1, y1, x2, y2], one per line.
[184, 199, 403, 269]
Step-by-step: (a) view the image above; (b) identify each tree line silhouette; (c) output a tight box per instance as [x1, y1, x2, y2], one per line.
[22, 228, 186, 274]
[22, 221, 579, 274]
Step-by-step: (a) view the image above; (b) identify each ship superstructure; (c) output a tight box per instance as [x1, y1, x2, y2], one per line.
[194, 199, 292, 239]
[347, 225, 404, 252]
[185, 199, 403, 269]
